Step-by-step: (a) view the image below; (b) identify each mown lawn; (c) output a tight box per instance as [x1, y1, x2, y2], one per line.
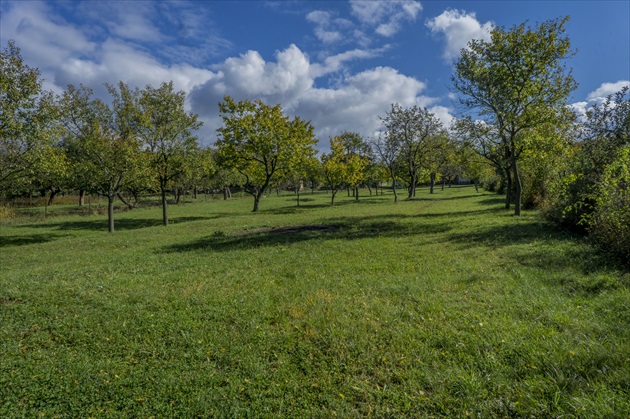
[1, 187, 629, 417]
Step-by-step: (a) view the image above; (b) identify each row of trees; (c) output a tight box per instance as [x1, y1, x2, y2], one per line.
[2, 39, 479, 228]
[2, 14, 628, 261]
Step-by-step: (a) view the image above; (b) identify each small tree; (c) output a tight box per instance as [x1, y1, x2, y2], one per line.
[321, 136, 347, 205]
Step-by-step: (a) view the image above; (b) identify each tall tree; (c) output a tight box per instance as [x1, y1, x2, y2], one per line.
[138, 81, 202, 225]
[216, 96, 317, 212]
[453, 17, 577, 215]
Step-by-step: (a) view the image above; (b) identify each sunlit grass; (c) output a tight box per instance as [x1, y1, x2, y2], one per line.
[1, 187, 629, 417]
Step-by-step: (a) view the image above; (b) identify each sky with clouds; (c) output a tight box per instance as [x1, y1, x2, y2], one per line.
[1, 0, 628, 147]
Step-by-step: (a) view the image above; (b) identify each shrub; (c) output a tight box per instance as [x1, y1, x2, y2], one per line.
[588, 145, 630, 263]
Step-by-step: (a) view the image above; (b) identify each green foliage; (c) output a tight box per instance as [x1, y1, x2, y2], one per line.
[380, 103, 445, 199]
[138, 81, 202, 224]
[544, 88, 629, 229]
[320, 136, 347, 205]
[0, 40, 59, 192]
[216, 96, 317, 212]
[59, 83, 144, 232]
[587, 145, 630, 261]
[453, 17, 577, 215]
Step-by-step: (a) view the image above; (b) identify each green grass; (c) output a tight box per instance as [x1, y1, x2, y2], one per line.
[1, 187, 629, 417]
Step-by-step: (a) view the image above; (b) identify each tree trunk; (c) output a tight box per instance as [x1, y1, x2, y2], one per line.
[117, 193, 135, 210]
[408, 175, 416, 200]
[107, 195, 115, 233]
[355, 187, 359, 201]
[430, 172, 436, 194]
[331, 189, 337, 205]
[223, 186, 229, 200]
[390, 169, 398, 203]
[474, 180, 479, 192]
[175, 188, 182, 205]
[367, 184, 372, 195]
[47, 189, 58, 206]
[512, 158, 522, 216]
[193, 186, 198, 199]
[253, 194, 261, 212]
[505, 168, 512, 210]
[79, 189, 85, 206]
[442, 177, 446, 191]
[161, 187, 169, 226]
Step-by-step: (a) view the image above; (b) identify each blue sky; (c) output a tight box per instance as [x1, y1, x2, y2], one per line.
[1, 0, 629, 146]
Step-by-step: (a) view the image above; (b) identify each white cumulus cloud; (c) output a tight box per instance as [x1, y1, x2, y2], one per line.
[426, 9, 494, 61]
[586, 80, 630, 101]
[188, 44, 444, 146]
[571, 80, 630, 120]
[350, 0, 422, 37]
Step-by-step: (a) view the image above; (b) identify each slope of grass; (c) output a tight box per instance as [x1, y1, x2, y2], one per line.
[1, 187, 629, 417]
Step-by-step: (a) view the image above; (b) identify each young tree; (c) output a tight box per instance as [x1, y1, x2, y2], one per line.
[453, 17, 577, 215]
[321, 136, 347, 205]
[137, 81, 202, 225]
[216, 96, 317, 212]
[339, 131, 371, 200]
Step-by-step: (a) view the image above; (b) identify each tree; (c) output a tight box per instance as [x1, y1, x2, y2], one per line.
[60, 83, 142, 233]
[321, 136, 347, 205]
[453, 17, 577, 215]
[137, 81, 202, 225]
[216, 96, 317, 212]
[371, 132, 402, 202]
[0, 40, 58, 193]
[283, 152, 318, 207]
[381, 103, 444, 199]
[339, 131, 371, 200]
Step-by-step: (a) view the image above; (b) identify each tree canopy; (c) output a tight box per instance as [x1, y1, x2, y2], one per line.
[216, 96, 317, 212]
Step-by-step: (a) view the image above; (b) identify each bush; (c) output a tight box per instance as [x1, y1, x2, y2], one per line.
[588, 145, 630, 263]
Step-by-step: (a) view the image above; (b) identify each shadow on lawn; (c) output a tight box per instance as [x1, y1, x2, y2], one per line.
[160, 215, 452, 253]
[15, 216, 217, 232]
[0, 233, 70, 248]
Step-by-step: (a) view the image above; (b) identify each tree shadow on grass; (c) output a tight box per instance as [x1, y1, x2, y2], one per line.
[160, 215, 452, 253]
[448, 220, 629, 296]
[15, 216, 218, 232]
[476, 196, 507, 206]
[447, 219, 577, 249]
[0, 233, 70, 248]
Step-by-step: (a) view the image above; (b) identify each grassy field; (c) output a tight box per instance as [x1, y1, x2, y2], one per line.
[1, 186, 629, 417]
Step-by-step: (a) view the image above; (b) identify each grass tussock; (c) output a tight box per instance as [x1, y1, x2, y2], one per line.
[1, 186, 629, 417]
